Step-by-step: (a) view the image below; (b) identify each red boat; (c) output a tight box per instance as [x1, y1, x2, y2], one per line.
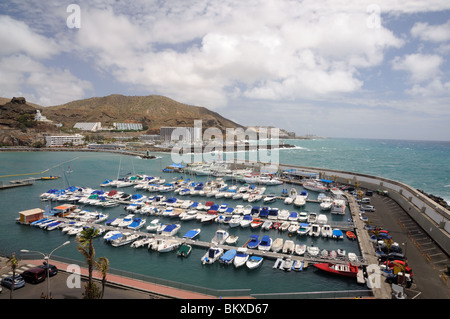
[313, 262, 359, 278]
[346, 231, 356, 240]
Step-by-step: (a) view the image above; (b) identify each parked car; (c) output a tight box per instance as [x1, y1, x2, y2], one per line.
[21, 267, 47, 284]
[1, 274, 26, 290]
[361, 197, 371, 203]
[361, 205, 376, 212]
[38, 263, 58, 277]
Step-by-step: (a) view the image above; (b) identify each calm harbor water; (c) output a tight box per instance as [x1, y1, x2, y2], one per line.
[0, 137, 448, 295]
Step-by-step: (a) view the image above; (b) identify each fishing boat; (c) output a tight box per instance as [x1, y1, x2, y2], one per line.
[201, 247, 224, 264]
[346, 231, 357, 240]
[271, 238, 283, 253]
[313, 262, 359, 278]
[246, 235, 260, 249]
[233, 248, 249, 268]
[211, 229, 229, 245]
[246, 256, 263, 269]
[177, 244, 192, 257]
[219, 249, 237, 265]
[282, 240, 294, 254]
[258, 235, 272, 251]
[182, 228, 201, 239]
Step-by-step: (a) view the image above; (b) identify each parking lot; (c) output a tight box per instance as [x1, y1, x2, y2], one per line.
[359, 192, 450, 298]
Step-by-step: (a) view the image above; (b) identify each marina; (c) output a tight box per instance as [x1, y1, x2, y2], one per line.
[1, 140, 448, 298]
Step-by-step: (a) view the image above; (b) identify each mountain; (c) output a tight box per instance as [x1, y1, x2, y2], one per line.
[40, 94, 242, 134]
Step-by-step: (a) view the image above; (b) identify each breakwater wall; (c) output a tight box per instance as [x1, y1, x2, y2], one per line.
[272, 162, 450, 256]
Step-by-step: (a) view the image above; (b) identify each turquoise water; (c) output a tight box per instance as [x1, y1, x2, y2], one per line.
[0, 138, 448, 294]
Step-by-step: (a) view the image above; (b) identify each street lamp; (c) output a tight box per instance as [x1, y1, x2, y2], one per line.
[21, 241, 70, 298]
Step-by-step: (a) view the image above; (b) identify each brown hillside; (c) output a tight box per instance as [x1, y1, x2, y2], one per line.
[41, 94, 242, 134]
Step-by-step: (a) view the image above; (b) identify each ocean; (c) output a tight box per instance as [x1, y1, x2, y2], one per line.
[0, 137, 448, 295]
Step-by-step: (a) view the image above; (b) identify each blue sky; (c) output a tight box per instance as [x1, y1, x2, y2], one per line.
[1, 0, 449, 140]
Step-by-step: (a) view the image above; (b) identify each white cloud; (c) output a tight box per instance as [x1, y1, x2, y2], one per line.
[0, 15, 59, 58]
[411, 20, 450, 42]
[391, 53, 443, 83]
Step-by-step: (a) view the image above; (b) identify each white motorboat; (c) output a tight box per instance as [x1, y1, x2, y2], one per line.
[225, 235, 239, 245]
[331, 199, 346, 215]
[282, 240, 295, 254]
[293, 196, 306, 207]
[271, 238, 283, 253]
[302, 180, 328, 192]
[103, 230, 122, 241]
[111, 233, 140, 247]
[295, 244, 306, 256]
[233, 248, 249, 268]
[321, 224, 333, 238]
[146, 219, 160, 232]
[317, 214, 328, 225]
[307, 212, 317, 223]
[277, 209, 290, 220]
[67, 224, 85, 236]
[127, 217, 146, 230]
[182, 228, 201, 239]
[228, 215, 242, 228]
[131, 237, 153, 248]
[180, 209, 198, 221]
[117, 214, 135, 228]
[320, 197, 333, 210]
[288, 222, 300, 233]
[279, 221, 290, 231]
[298, 212, 308, 222]
[258, 235, 272, 251]
[307, 246, 320, 256]
[263, 194, 277, 203]
[201, 247, 224, 264]
[239, 214, 252, 227]
[309, 224, 321, 237]
[246, 256, 264, 269]
[157, 239, 180, 253]
[261, 220, 272, 230]
[297, 223, 311, 236]
[160, 224, 181, 236]
[211, 229, 229, 245]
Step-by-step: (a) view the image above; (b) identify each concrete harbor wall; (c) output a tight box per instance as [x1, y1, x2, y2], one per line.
[273, 162, 450, 256]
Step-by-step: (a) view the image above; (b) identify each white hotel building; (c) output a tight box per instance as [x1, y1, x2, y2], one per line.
[45, 134, 84, 147]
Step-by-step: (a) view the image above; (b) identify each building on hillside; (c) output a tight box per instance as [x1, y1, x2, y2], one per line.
[35, 110, 52, 123]
[160, 126, 202, 142]
[140, 134, 160, 142]
[45, 134, 84, 147]
[74, 122, 102, 132]
[113, 123, 143, 131]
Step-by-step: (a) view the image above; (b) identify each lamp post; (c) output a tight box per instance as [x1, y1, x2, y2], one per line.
[21, 241, 70, 298]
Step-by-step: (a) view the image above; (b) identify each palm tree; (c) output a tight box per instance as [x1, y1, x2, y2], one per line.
[76, 226, 100, 299]
[96, 256, 110, 299]
[6, 253, 19, 299]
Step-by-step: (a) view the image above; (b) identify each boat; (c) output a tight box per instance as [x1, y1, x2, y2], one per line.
[277, 209, 290, 220]
[200, 211, 218, 223]
[246, 235, 260, 249]
[307, 212, 317, 223]
[280, 221, 290, 231]
[331, 199, 346, 215]
[258, 235, 272, 251]
[127, 217, 146, 230]
[225, 235, 239, 245]
[146, 219, 161, 232]
[273, 258, 284, 269]
[283, 258, 293, 271]
[309, 224, 321, 237]
[346, 231, 357, 240]
[117, 214, 135, 228]
[297, 223, 311, 236]
[211, 229, 229, 245]
[288, 222, 300, 233]
[337, 249, 346, 257]
[250, 218, 263, 228]
[288, 211, 299, 221]
[294, 244, 306, 256]
[111, 233, 140, 247]
[201, 247, 224, 264]
[307, 246, 320, 256]
[302, 180, 328, 192]
[161, 223, 181, 236]
[321, 224, 333, 238]
[317, 214, 328, 225]
[313, 262, 359, 278]
[261, 220, 272, 230]
[233, 248, 249, 268]
[271, 238, 283, 252]
[263, 194, 277, 203]
[348, 252, 358, 262]
[45, 221, 62, 231]
[182, 228, 201, 239]
[292, 260, 304, 271]
[219, 249, 237, 265]
[293, 196, 306, 207]
[282, 240, 294, 254]
[332, 229, 344, 239]
[131, 237, 153, 248]
[177, 244, 192, 257]
[228, 215, 242, 228]
[157, 239, 180, 252]
[240, 214, 253, 227]
[246, 256, 263, 269]
[103, 230, 121, 241]
[320, 197, 333, 210]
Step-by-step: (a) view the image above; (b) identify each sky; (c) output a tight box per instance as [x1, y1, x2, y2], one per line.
[0, 0, 449, 141]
